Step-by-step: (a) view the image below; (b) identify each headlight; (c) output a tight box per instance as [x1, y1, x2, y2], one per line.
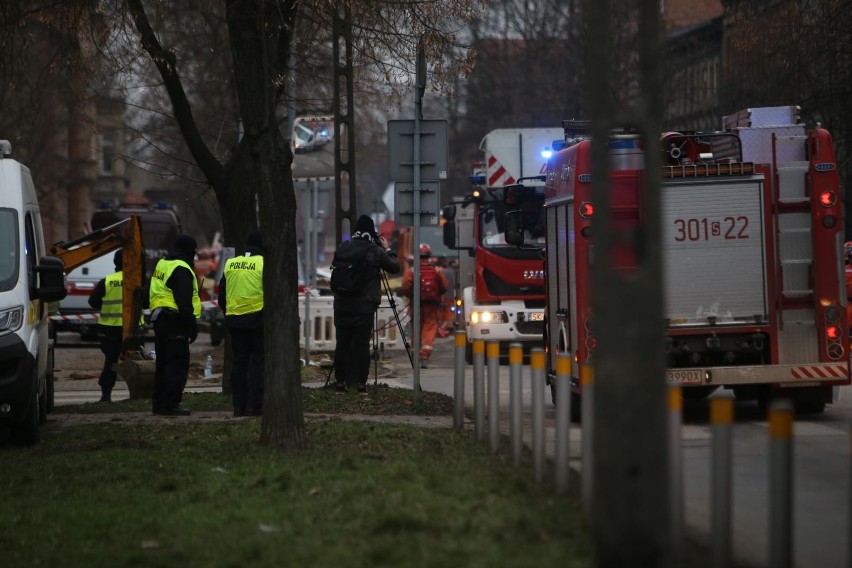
[0, 306, 24, 335]
[470, 310, 507, 324]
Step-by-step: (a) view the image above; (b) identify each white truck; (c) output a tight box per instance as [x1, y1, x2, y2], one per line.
[0, 140, 67, 444]
[443, 128, 563, 361]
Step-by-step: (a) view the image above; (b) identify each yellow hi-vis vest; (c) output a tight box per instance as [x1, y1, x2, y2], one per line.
[98, 271, 123, 327]
[149, 258, 202, 317]
[224, 254, 264, 315]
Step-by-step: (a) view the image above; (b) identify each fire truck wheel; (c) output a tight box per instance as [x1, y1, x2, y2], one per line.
[757, 386, 829, 416]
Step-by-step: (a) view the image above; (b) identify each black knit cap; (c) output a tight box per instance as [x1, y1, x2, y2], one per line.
[355, 215, 375, 234]
[246, 230, 262, 249]
[174, 234, 197, 257]
[113, 249, 123, 269]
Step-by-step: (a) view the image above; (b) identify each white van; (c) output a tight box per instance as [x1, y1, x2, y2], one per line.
[0, 140, 67, 444]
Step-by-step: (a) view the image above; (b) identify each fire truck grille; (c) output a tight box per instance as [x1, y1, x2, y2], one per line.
[516, 321, 544, 335]
[483, 268, 544, 296]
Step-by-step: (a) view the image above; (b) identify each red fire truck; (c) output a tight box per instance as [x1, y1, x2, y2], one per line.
[443, 128, 562, 362]
[508, 106, 849, 414]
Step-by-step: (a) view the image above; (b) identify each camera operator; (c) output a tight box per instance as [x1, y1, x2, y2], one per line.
[331, 215, 400, 393]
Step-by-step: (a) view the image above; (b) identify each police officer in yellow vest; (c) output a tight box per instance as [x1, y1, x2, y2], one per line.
[88, 249, 125, 402]
[218, 230, 264, 416]
[149, 234, 201, 416]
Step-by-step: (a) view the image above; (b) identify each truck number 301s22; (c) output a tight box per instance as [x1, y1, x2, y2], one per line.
[673, 216, 750, 241]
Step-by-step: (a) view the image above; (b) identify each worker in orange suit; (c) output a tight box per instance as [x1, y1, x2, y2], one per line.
[402, 244, 449, 368]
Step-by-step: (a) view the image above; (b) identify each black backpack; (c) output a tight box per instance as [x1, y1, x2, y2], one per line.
[330, 242, 369, 297]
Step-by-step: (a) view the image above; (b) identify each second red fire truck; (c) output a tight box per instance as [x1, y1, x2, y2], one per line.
[508, 106, 849, 414]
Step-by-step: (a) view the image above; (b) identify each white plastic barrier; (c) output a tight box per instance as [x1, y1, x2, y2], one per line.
[299, 294, 409, 352]
[51, 296, 410, 352]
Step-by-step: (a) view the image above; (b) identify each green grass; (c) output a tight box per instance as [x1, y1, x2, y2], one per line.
[51, 383, 457, 416]
[1, 418, 592, 568]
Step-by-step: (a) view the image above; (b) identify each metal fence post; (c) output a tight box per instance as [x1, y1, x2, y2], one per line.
[472, 339, 485, 442]
[669, 386, 683, 561]
[711, 397, 733, 568]
[487, 340, 500, 453]
[453, 330, 466, 430]
[769, 399, 794, 568]
[555, 352, 572, 495]
[581, 363, 594, 516]
[531, 348, 545, 483]
[509, 343, 523, 467]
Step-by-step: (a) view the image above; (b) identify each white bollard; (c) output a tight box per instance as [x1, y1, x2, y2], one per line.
[581, 363, 594, 516]
[487, 340, 500, 454]
[668, 386, 684, 561]
[554, 352, 572, 495]
[531, 349, 545, 483]
[453, 330, 466, 430]
[509, 344, 523, 467]
[711, 397, 733, 568]
[769, 399, 794, 568]
[472, 339, 485, 442]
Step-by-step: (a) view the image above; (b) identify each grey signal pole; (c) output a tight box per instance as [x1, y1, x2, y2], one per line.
[411, 42, 426, 400]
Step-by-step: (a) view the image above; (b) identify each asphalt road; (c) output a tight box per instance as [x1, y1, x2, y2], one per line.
[410, 337, 852, 568]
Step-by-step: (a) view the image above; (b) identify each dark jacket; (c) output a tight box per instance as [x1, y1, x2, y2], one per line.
[332, 235, 400, 314]
[157, 250, 198, 339]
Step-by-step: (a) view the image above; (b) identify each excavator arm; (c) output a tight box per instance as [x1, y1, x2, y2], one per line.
[51, 216, 146, 354]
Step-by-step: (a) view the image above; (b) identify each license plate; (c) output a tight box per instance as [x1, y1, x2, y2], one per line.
[528, 312, 545, 322]
[666, 369, 705, 385]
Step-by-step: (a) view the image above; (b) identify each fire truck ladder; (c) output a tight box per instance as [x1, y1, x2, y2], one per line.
[773, 132, 816, 361]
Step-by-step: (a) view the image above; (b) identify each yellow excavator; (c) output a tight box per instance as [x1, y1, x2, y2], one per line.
[50, 216, 147, 358]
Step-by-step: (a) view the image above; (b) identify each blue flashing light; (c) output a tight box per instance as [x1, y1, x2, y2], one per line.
[156, 201, 170, 210]
[469, 175, 486, 185]
[541, 147, 553, 160]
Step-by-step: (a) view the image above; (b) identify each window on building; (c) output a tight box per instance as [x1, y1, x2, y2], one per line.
[99, 132, 114, 175]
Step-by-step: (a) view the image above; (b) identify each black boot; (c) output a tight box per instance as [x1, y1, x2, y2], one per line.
[100, 390, 112, 403]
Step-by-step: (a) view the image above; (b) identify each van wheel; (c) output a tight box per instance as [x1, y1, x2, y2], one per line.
[11, 388, 40, 445]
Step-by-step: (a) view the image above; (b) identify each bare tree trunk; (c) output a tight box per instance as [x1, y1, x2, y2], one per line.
[66, 78, 96, 240]
[129, 0, 307, 448]
[226, 0, 305, 448]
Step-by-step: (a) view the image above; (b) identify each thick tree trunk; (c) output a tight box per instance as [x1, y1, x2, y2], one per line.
[129, 0, 306, 447]
[226, 0, 306, 448]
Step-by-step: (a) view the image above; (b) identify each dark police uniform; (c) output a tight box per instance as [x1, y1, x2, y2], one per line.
[219, 231, 265, 416]
[88, 250, 124, 402]
[149, 236, 200, 416]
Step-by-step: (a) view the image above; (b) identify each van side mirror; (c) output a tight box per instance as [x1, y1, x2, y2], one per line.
[504, 211, 525, 245]
[33, 256, 67, 302]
